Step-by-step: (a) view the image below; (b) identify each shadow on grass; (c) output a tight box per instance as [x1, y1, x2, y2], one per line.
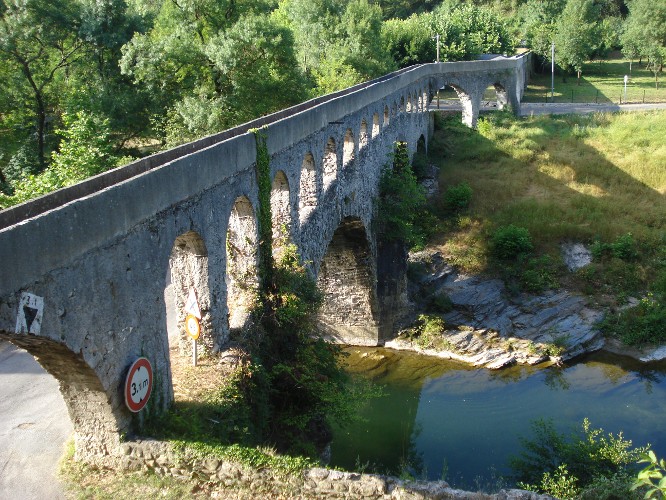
[429, 110, 665, 295]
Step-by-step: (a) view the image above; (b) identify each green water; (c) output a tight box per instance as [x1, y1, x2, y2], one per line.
[330, 348, 666, 489]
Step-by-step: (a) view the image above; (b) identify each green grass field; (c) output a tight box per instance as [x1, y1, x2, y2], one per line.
[428, 110, 666, 302]
[525, 56, 666, 104]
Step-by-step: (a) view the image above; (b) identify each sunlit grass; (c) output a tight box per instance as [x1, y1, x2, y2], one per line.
[524, 56, 666, 104]
[429, 110, 666, 295]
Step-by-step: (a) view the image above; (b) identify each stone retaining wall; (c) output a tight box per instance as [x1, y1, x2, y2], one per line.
[118, 439, 552, 500]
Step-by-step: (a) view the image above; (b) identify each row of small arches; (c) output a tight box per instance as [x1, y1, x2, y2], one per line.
[298, 86, 433, 223]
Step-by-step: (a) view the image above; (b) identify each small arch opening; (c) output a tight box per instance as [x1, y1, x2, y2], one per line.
[323, 137, 338, 191]
[372, 113, 380, 138]
[271, 171, 292, 257]
[166, 231, 213, 355]
[383, 105, 390, 126]
[299, 152, 317, 224]
[359, 119, 368, 151]
[226, 196, 259, 330]
[343, 129, 355, 167]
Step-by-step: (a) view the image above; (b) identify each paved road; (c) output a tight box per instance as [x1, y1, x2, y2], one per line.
[430, 100, 666, 115]
[0, 341, 72, 500]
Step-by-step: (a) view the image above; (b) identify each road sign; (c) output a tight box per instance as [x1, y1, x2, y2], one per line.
[184, 288, 201, 319]
[124, 357, 153, 412]
[15, 292, 44, 334]
[185, 314, 200, 340]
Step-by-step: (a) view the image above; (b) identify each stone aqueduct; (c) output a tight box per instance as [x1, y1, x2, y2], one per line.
[0, 55, 531, 462]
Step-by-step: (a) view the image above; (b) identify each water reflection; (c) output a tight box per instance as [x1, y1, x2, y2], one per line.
[331, 348, 666, 490]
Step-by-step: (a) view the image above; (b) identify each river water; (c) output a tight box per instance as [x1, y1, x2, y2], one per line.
[330, 347, 666, 490]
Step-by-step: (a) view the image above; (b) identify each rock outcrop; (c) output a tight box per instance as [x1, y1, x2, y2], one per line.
[388, 251, 605, 369]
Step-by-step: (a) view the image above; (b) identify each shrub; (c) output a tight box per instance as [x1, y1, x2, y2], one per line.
[519, 255, 560, 293]
[443, 182, 473, 213]
[600, 293, 666, 346]
[428, 292, 454, 313]
[591, 233, 638, 261]
[491, 225, 533, 260]
[511, 418, 647, 499]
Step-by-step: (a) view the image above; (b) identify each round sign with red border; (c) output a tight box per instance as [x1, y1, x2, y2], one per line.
[124, 357, 153, 413]
[185, 314, 200, 340]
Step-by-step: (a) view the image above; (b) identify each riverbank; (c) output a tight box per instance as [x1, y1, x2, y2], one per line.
[388, 249, 665, 369]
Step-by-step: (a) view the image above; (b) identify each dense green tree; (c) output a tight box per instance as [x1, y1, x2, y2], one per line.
[0, 0, 84, 168]
[121, 0, 303, 144]
[276, 0, 393, 93]
[621, 0, 666, 86]
[554, 0, 599, 83]
[382, 14, 435, 68]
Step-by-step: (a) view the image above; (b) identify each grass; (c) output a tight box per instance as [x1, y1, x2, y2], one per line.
[524, 55, 666, 104]
[428, 110, 666, 304]
[59, 349, 318, 498]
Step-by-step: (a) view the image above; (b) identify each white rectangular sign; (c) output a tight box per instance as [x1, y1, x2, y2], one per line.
[15, 292, 44, 334]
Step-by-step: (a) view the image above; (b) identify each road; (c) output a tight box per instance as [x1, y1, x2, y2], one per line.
[430, 100, 666, 115]
[0, 341, 72, 500]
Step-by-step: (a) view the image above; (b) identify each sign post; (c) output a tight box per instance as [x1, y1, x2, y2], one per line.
[184, 287, 202, 366]
[185, 314, 201, 366]
[124, 357, 153, 412]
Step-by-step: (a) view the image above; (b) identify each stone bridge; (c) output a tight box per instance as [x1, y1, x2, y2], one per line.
[0, 54, 531, 462]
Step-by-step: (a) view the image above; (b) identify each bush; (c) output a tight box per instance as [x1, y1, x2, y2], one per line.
[511, 418, 647, 499]
[428, 292, 454, 313]
[519, 255, 560, 293]
[600, 293, 666, 346]
[491, 225, 533, 260]
[591, 233, 638, 261]
[443, 182, 473, 213]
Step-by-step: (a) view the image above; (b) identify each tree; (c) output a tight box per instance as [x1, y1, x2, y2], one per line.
[382, 15, 435, 68]
[0, 0, 85, 168]
[120, 0, 302, 144]
[621, 0, 666, 87]
[276, 0, 393, 94]
[554, 0, 598, 83]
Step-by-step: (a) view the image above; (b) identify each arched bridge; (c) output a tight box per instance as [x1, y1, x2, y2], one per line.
[0, 54, 531, 462]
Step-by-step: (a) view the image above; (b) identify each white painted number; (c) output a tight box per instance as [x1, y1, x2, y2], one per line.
[129, 366, 150, 404]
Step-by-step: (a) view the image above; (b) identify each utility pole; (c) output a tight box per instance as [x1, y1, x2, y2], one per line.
[551, 42, 555, 102]
[434, 34, 440, 63]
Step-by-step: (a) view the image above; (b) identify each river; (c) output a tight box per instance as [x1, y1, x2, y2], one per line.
[330, 347, 666, 490]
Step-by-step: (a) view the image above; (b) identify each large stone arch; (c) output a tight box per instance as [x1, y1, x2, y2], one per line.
[322, 137, 338, 191]
[298, 153, 317, 224]
[0, 332, 128, 463]
[316, 217, 379, 346]
[492, 82, 509, 110]
[165, 231, 213, 356]
[226, 196, 258, 330]
[447, 83, 479, 128]
[271, 170, 292, 257]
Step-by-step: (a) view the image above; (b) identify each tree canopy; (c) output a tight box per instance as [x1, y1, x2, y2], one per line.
[0, 0, 662, 207]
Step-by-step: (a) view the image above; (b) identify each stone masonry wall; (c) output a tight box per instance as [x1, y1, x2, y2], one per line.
[118, 439, 553, 500]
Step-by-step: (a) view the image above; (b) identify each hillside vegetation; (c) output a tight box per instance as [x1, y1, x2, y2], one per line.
[2, 0, 665, 208]
[428, 110, 666, 344]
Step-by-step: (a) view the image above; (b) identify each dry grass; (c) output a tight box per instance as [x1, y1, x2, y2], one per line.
[429, 110, 666, 295]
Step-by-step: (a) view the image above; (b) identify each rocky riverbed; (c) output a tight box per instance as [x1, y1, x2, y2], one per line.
[386, 249, 664, 368]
